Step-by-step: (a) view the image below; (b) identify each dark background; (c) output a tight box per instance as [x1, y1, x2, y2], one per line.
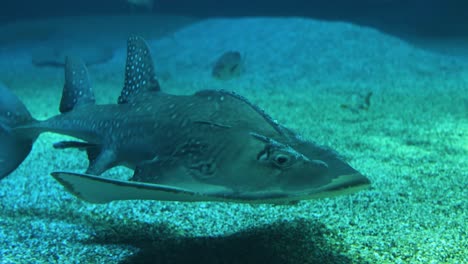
[1, 0, 467, 38]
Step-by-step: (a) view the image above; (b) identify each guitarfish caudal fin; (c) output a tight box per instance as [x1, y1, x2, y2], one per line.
[0, 82, 37, 179]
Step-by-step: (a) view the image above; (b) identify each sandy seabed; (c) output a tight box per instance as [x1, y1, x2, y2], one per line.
[0, 15, 466, 263]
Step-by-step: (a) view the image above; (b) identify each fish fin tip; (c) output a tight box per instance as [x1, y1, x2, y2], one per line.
[118, 35, 160, 104]
[51, 172, 116, 203]
[0, 131, 33, 180]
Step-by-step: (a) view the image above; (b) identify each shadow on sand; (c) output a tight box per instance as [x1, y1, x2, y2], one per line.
[89, 217, 361, 264]
[2, 205, 364, 264]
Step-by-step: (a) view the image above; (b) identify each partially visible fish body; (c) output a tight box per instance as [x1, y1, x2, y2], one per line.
[127, 0, 155, 10]
[0, 36, 370, 204]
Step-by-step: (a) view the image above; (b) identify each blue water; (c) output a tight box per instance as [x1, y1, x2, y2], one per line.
[2, 0, 468, 38]
[0, 2, 467, 263]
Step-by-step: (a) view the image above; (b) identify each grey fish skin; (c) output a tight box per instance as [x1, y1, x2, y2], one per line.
[0, 36, 370, 203]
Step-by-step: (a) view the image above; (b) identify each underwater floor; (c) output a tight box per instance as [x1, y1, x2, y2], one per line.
[0, 15, 466, 263]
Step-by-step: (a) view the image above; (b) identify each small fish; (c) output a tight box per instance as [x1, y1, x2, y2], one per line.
[340, 91, 373, 113]
[212, 51, 243, 80]
[0, 36, 370, 204]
